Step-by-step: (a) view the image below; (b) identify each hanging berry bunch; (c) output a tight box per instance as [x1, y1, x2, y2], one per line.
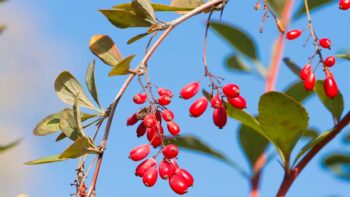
[127, 80, 194, 194]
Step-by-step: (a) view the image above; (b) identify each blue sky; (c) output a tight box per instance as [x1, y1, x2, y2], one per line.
[0, 0, 349, 197]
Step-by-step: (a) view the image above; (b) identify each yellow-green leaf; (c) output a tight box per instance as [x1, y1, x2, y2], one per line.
[127, 33, 150, 45]
[323, 153, 350, 180]
[33, 112, 63, 136]
[284, 81, 314, 102]
[226, 55, 251, 72]
[100, 9, 153, 29]
[85, 60, 101, 108]
[170, 0, 204, 14]
[25, 154, 68, 165]
[60, 136, 96, 159]
[131, 0, 157, 23]
[0, 139, 21, 154]
[89, 34, 123, 67]
[113, 3, 195, 12]
[59, 109, 85, 141]
[294, 0, 335, 19]
[108, 55, 135, 76]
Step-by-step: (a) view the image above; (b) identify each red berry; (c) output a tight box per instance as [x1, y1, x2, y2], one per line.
[158, 95, 172, 106]
[155, 110, 162, 124]
[324, 76, 339, 98]
[143, 166, 158, 187]
[339, 0, 350, 10]
[300, 64, 312, 80]
[162, 144, 179, 159]
[161, 109, 174, 122]
[179, 82, 200, 100]
[158, 88, 173, 98]
[147, 127, 163, 147]
[168, 159, 179, 169]
[133, 93, 147, 104]
[324, 56, 336, 67]
[286, 29, 302, 40]
[304, 72, 316, 91]
[159, 160, 175, 180]
[211, 94, 223, 109]
[227, 96, 247, 109]
[175, 168, 194, 187]
[222, 84, 240, 98]
[189, 97, 208, 117]
[213, 107, 227, 129]
[127, 113, 139, 126]
[319, 38, 332, 49]
[167, 121, 180, 136]
[135, 158, 156, 177]
[136, 122, 147, 137]
[143, 114, 156, 128]
[129, 144, 151, 161]
[169, 175, 189, 195]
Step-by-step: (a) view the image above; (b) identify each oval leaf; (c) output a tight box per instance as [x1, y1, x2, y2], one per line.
[59, 109, 84, 141]
[127, 33, 150, 45]
[226, 55, 251, 72]
[108, 55, 135, 76]
[114, 3, 195, 12]
[60, 137, 96, 159]
[211, 22, 258, 60]
[33, 112, 62, 136]
[315, 80, 344, 120]
[100, 9, 152, 29]
[284, 81, 314, 102]
[258, 92, 309, 166]
[131, 0, 157, 23]
[323, 153, 350, 180]
[170, 0, 204, 14]
[85, 60, 101, 108]
[89, 34, 123, 66]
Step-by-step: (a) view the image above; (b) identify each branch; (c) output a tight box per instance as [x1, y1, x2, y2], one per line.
[86, 0, 227, 196]
[276, 111, 350, 197]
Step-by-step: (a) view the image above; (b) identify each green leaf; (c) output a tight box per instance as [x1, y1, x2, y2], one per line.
[225, 55, 251, 72]
[284, 81, 313, 102]
[131, 0, 157, 23]
[336, 53, 350, 61]
[55, 132, 67, 142]
[59, 109, 85, 141]
[170, 0, 204, 14]
[293, 131, 330, 166]
[0, 139, 21, 153]
[258, 92, 309, 166]
[315, 80, 344, 119]
[294, 0, 335, 19]
[303, 128, 319, 139]
[268, 0, 287, 17]
[283, 58, 301, 77]
[25, 154, 68, 165]
[323, 153, 350, 180]
[60, 137, 97, 159]
[54, 71, 97, 110]
[100, 9, 153, 29]
[114, 3, 195, 12]
[239, 124, 269, 170]
[211, 22, 258, 60]
[109, 55, 135, 76]
[33, 112, 63, 136]
[127, 33, 150, 45]
[85, 60, 101, 108]
[89, 34, 123, 67]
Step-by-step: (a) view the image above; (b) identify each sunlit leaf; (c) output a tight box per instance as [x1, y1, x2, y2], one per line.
[258, 92, 309, 166]
[294, 0, 335, 19]
[113, 3, 195, 12]
[100, 9, 153, 29]
[303, 128, 319, 139]
[54, 71, 97, 110]
[336, 53, 350, 61]
[108, 55, 135, 76]
[283, 57, 301, 77]
[170, 0, 204, 14]
[211, 22, 258, 60]
[225, 55, 251, 72]
[315, 80, 344, 120]
[0, 139, 21, 153]
[85, 60, 101, 108]
[323, 153, 350, 180]
[33, 112, 63, 136]
[284, 81, 313, 102]
[132, 0, 157, 23]
[59, 109, 85, 141]
[25, 154, 68, 165]
[60, 137, 97, 159]
[127, 33, 150, 45]
[89, 34, 123, 66]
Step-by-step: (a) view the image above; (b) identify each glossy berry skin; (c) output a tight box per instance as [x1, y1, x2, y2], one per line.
[147, 127, 163, 147]
[179, 82, 200, 100]
[211, 94, 223, 109]
[158, 88, 173, 98]
[175, 168, 194, 187]
[143, 166, 158, 187]
[159, 160, 175, 180]
[136, 122, 147, 137]
[161, 109, 174, 122]
[213, 107, 227, 129]
[324, 77, 339, 98]
[339, 0, 350, 10]
[158, 95, 172, 106]
[286, 29, 302, 40]
[319, 38, 332, 49]
[143, 114, 157, 128]
[300, 64, 312, 80]
[129, 144, 151, 161]
[135, 158, 156, 177]
[324, 56, 336, 67]
[304, 72, 316, 91]
[167, 121, 180, 136]
[127, 113, 139, 126]
[133, 93, 147, 104]
[189, 97, 208, 117]
[162, 144, 179, 159]
[169, 175, 189, 195]
[227, 96, 247, 109]
[222, 84, 240, 98]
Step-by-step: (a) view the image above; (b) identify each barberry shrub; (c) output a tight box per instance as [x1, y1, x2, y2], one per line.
[24, 0, 350, 196]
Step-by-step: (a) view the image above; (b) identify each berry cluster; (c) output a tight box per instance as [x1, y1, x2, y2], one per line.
[339, 0, 350, 10]
[179, 81, 246, 129]
[127, 86, 194, 194]
[286, 30, 339, 99]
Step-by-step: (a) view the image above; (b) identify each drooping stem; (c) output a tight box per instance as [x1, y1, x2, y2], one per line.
[85, 1, 227, 196]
